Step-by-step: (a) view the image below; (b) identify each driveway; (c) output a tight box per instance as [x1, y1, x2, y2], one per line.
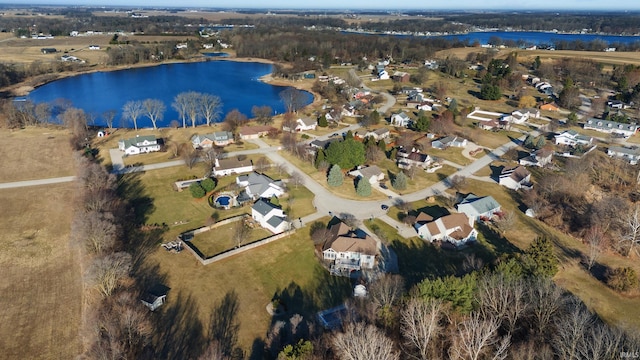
[109, 148, 125, 173]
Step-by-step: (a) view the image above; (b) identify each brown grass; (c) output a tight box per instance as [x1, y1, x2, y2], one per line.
[0, 184, 81, 359]
[0, 127, 75, 182]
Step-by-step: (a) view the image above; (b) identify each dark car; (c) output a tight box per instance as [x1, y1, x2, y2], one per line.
[381, 204, 389, 210]
[329, 133, 339, 138]
[379, 183, 388, 189]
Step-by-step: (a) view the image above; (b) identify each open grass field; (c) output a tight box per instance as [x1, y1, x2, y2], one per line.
[0, 126, 75, 182]
[0, 127, 81, 360]
[190, 224, 273, 257]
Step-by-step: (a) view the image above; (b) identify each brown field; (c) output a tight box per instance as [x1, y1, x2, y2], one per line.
[0, 126, 75, 182]
[0, 128, 81, 359]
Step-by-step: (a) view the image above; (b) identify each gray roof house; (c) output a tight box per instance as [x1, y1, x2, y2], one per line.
[584, 118, 639, 138]
[191, 131, 234, 148]
[390, 112, 411, 127]
[432, 136, 468, 150]
[348, 165, 385, 184]
[251, 199, 288, 234]
[456, 193, 501, 220]
[554, 130, 593, 147]
[118, 135, 161, 155]
[607, 146, 640, 165]
[236, 172, 285, 199]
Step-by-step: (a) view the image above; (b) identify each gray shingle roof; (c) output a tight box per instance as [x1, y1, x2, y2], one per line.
[252, 199, 279, 216]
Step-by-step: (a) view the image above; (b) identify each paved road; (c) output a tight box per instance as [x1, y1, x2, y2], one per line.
[349, 68, 396, 114]
[0, 176, 76, 189]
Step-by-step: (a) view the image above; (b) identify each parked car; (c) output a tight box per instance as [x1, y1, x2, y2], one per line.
[381, 204, 389, 210]
[329, 133, 339, 138]
[379, 183, 388, 189]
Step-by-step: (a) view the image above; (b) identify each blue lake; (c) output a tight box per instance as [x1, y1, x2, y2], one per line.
[27, 60, 313, 128]
[439, 31, 640, 46]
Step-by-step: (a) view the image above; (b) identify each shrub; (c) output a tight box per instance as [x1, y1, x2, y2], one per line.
[201, 178, 216, 192]
[189, 182, 206, 198]
[607, 267, 639, 292]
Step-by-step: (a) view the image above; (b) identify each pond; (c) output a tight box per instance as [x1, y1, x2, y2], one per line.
[27, 60, 313, 128]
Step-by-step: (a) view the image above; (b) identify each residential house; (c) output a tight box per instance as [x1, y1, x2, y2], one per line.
[238, 125, 275, 140]
[397, 148, 433, 169]
[584, 118, 639, 138]
[322, 221, 378, 272]
[607, 146, 640, 165]
[283, 117, 318, 132]
[554, 130, 593, 147]
[607, 100, 625, 109]
[364, 127, 390, 141]
[499, 166, 533, 190]
[41, 48, 57, 54]
[140, 285, 169, 311]
[118, 135, 161, 155]
[309, 138, 340, 151]
[348, 165, 385, 184]
[390, 112, 411, 127]
[507, 108, 540, 124]
[540, 103, 560, 111]
[190, 131, 234, 148]
[236, 172, 285, 200]
[519, 148, 553, 167]
[478, 118, 507, 131]
[432, 136, 468, 150]
[391, 71, 410, 82]
[88, 45, 100, 50]
[414, 212, 477, 247]
[456, 193, 502, 220]
[212, 157, 254, 177]
[251, 199, 288, 234]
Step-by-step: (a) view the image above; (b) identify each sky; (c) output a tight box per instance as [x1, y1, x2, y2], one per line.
[9, 0, 640, 11]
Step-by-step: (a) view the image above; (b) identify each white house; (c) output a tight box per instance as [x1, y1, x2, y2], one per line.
[348, 165, 385, 185]
[554, 130, 593, 147]
[498, 166, 532, 190]
[584, 118, 639, 138]
[364, 127, 390, 141]
[212, 157, 254, 177]
[251, 199, 288, 234]
[191, 131, 235, 148]
[88, 45, 100, 50]
[506, 108, 539, 124]
[456, 193, 502, 220]
[140, 285, 169, 311]
[118, 135, 161, 155]
[519, 149, 553, 167]
[414, 213, 477, 247]
[607, 146, 640, 165]
[390, 112, 411, 127]
[431, 136, 467, 149]
[322, 221, 377, 273]
[283, 117, 318, 132]
[236, 172, 285, 199]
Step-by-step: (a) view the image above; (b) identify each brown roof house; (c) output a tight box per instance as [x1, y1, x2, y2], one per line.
[322, 220, 378, 275]
[498, 166, 532, 190]
[414, 212, 477, 247]
[238, 125, 276, 140]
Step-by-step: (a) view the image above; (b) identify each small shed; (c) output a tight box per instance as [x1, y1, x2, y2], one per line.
[141, 284, 170, 311]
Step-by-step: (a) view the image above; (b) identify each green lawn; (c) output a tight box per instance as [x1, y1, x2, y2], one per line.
[425, 146, 472, 166]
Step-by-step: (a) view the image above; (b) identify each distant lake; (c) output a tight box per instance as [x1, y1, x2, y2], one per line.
[439, 31, 640, 46]
[27, 60, 313, 128]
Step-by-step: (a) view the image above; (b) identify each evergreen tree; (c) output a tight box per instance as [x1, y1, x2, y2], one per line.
[356, 178, 372, 197]
[369, 110, 381, 125]
[326, 138, 365, 169]
[314, 148, 326, 168]
[318, 114, 328, 127]
[327, 164, 343, 187]
[389, 147, 398, 160]
[535, 136, 546, 149]
[567, 111, 579, 125]
[377, 139, 387, 153]
[449, 98, 459, 115]
[416, 273, 478, 313]
[414, 110, 430, 132]
[533, 55, 541, 70]
[189, 182, 206, 198]
[524, 237, 559, 278]
[392, 171, 408, 190]
[480, 84, 502, 100]
[345, 130, 354, 140]
[200, 178, 216, 192]
[523, 134, 535, 149]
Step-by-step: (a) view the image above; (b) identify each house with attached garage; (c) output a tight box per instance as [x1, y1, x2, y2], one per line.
[236, 172, 285, 200]
[554, 130, 593, 147]
[396, 148, 433, 169]
[414, 212, 477, 247]
[348, 165, 385, 185]
[390, 112, 411, 127]
[190, 131, 234, 148]
[238, 125, 276, 140]
[499, 166, 533, 190]
[431, 136, 468, 150]
[118, 135, 161, 155]
[322, 220, 378, 274]
[251, 199, 289, 234]
[584, 118, 639, 138]
[212, 157, 254, 177]
[283, 117, 318, 132]
[364, 127, 390, 141]
[456, 193, 501, 220]
[519, 148, 553, 167]
[607, 146, 640, 165]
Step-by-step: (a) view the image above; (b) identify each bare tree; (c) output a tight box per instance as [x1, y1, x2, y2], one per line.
[232, 220, 250, 248]
[289, 172, 304, 189]
[279, 87, 307, 113]
[366, 145, 384, 163]
[254, 156, 270, 172]
[477, 274, 527, 334]
[584, 226, 604, 270]
[275, 163, 288, 176]
[223, 109, 248, 133]
[102, 110, 116, 130]
[202, 147, 218, 169]
[310, 226, 332, 247]
[199, 93, 222, 126]
[449, 312, 510, 360]
[180, 143, 199, 169]
[494, 211, 516, 233]
[401, 298, 445, 360]
[552, 301, 594, 360]
[449, 175, 468, 191]
[142, 98, 165, 129]
[172, 92, 193, 128]
[122, 100, 144, 131]
[252, 105, 273, 125]
[331, 322, 399, 360]
[198, 341, 225, 360]
[34, 102, 51, 125]
[182, 91, 202, 128]
[86, 252, 132, 297]
[61, 107, 89, 149]
[369, 274, 405, 315]
[529, 278, 566, 337]
[72, 211, 118, 255]
[620, 205, 640, 257]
